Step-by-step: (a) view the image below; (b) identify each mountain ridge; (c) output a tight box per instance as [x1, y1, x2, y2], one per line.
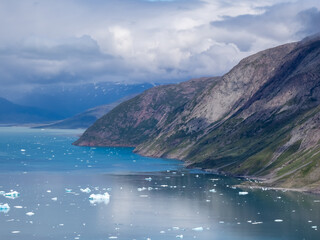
[0, 97, 63, 124]
[75, 36, 320, 192]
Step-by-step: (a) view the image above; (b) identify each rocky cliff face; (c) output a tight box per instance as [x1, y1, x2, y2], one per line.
[75, 36, 320, 192]
[74, 77, 218, 146]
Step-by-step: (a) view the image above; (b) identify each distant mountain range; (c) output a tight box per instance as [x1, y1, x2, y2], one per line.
[75, 36, 320, 192]
[0, 97, 63, 124]
[12, 82, 155, 118]
[35, 95, 135, 129]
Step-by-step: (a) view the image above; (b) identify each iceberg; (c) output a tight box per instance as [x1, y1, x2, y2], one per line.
[80, 188, 91, 193]
[238, 191, 248, 195]
[0, 203, 10, 213]
[274, 219, 283, 222]
[89, 192, 110, 205]
[26, 212, 35, 216]
[4, 191, 20, 199]
[192, 227, 204, 231]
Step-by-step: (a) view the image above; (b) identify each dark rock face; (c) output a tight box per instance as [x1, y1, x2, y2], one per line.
[75, 37, 320, 191]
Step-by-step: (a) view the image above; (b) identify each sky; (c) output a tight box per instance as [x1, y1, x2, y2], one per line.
[0, 0, 320, 98]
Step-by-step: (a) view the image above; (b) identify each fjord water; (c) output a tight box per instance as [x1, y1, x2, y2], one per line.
[0, 127, 320, 240]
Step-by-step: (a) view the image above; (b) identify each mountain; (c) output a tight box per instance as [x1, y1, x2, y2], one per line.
[75, 36, 320, 192]
[11, 82, 155, 118]
[74, 77, 219, 146]
[0, 97, 63, 124]
[35, 96, 135, 129]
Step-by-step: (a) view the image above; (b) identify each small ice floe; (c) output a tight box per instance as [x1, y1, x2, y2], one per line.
[145, 177, 152, 181]
[11, 231, 20, 234]
[210, 178, 220, 181]
[20, 149, 26, 152]
[108, 236, 118, 239]
[137, 187, 147, 192]
[80, 188, 91, 193]
[65, 188, 72, 193]
[176, 235, 183, 238]
[51, 197, 58, 201]
[89, 192, 110, 205]
[0, 191, 5, 195]
[46, 190, 51, 193]
[26, 212, 35, 216]
[192, 227, 204, 231]
[239, 191, 248, 195]
[314, 200, 320, 203]
[252, 222, 263, 225]
[311, 226, 318, 230]
[274, 219, 283, 222]
[4, 191, 20, 199]
[14, 206, 23, 209]
[209, 189, 216, 193]
[0, 203, 10, 213]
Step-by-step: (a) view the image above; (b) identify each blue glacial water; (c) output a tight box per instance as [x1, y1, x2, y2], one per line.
[0, 127, 181, 173]
[0, 127, 320, 240]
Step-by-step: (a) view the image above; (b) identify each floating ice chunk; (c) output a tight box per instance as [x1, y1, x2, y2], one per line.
[209, 189, 216, 193]
[145, 177, 152, 181]
[20, 149, 26, 152]
[47, 190, 51, 193]
[11, 231, 20, 234]
[0, 203, 10, 213]
[252, 222, 263, 225]
[172, 227, 180, 230]
[51, 197, 58, 201]
[176, 235, 183, 238]
[65, 188, 72, 193]
[239, 192, 248, 195]
[80, 188, 91, 193]
[274, 219, 283, 222]
[14, 206, 23, 209]
[4, 191, 20, 199]
[137, 187, 147, 192]
[26, 212, 35, 216]
[89, 192, 110, 205]
[0, 191, 5, 195]
[109, 237, 118, 239]
[192, 227, 203, 231]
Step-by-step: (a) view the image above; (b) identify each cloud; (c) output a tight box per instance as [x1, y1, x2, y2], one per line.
[0, 0, 319, 97]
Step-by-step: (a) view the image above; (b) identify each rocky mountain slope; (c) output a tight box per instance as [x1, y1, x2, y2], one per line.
[75, 36, 320, 192]
[0, 97, 63, 124]
[74, 77, 218, 146]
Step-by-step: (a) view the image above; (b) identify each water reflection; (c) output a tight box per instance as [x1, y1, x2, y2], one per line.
[1, 171, 319, 240]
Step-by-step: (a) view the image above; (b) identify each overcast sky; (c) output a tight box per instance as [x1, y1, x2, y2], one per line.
[0, 0, 320, 96]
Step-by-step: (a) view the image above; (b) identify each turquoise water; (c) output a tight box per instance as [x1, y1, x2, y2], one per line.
[0, 127, 182, 173]
[0, 127, 320, 240]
